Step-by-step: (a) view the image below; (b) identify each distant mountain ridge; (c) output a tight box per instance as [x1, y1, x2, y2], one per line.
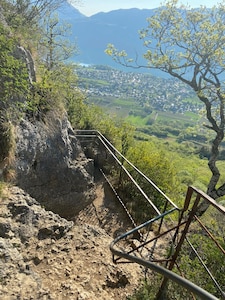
[58, 2, 159, 74]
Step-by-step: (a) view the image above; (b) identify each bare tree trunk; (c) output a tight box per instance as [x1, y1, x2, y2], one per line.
[197, 94, 225, 215]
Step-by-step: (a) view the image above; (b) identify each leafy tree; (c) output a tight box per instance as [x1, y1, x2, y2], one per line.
[38, 12, 76, 70]
[0, 0, 80, 159]
[0, 23, 29, 114]
[0, 22, 30, 171]
[0, 0, 67, 26]
[106, 0, 225, 212]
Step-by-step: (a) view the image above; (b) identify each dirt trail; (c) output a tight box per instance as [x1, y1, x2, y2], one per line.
[75, 177, 133, 238]
[0, 185, 144, 300]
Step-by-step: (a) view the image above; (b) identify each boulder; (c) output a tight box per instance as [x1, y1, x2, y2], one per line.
[0, 186, 74, 299]
[15, 114, 96, 219]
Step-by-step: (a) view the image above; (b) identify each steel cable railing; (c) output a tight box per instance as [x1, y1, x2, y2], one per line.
[75, 130, 225, 300]
[75, 130, 178, 217]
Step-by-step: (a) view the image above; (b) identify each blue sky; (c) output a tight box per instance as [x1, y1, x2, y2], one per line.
[71, 0, 216, 16]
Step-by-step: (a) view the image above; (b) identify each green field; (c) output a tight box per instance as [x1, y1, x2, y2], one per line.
[88, 95, 200, 127]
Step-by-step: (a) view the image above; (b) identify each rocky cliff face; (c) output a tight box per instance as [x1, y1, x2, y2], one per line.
[15, 114, 96, 219]
[1, 5, 96, 219]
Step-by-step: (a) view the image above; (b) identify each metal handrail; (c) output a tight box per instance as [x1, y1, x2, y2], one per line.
[110, 186, 225, 300]
[185, 237, 225, 297]
[110, 243, 219, 300]
[97, 134, 161, 215]
[109, 209, 220, 300]
[75, 129, 178, 207]
[75, 129, 178, 214]
[75, 130, 225, 300]
[185, 186, 225, 214]
[96, 130, 178, 210]
[110, 208, 179, 262]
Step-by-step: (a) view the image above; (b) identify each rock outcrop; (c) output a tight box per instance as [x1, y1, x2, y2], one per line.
[15, 114, 96, 219]
[0, 186, 142, 299]
[0, 186, 74, 299]
[15, 45, 36, 83]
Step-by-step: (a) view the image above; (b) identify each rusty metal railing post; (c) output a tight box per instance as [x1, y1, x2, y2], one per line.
[155, 188, 201, 300]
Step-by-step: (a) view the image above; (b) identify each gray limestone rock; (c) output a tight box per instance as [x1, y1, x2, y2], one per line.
[0, 186, 74, 299]
[15, 115, 96, 218]
[3, 186, 74, 242]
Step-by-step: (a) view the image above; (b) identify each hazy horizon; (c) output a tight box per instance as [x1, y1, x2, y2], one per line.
[70, 0, 215, 17]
